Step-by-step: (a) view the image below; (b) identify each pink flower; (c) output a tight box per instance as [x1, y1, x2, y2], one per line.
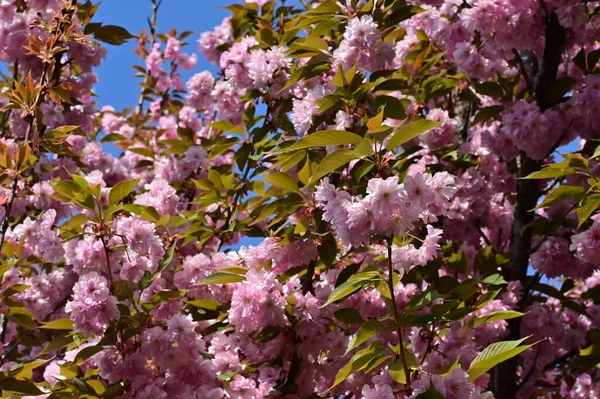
[365, 176, 404, 215]
[226, 374, 260, 399]
[66, 272, 119, 335]
[361, 384, 394, 399]
[571, 222, 600, 265]
[134, 178, 180, 216]
[145, 43, 163, 76]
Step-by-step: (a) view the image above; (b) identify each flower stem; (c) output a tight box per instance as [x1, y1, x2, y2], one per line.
[387, 239, 412, 391]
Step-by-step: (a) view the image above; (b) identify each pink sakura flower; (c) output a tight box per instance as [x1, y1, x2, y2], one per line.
[361, 384, 394, 399]
[571, 221, 600, 265]
[134, 178, 180, 216]
[365, 176, 404, 215]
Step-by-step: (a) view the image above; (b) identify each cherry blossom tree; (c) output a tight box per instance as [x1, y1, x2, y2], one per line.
[1, 0, 600, 398]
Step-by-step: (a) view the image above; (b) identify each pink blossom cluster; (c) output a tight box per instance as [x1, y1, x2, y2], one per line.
[6, 209, 64, 263]
[571, 216, 600, 266]
[65, 272, 119, 335]
[315, 173, 456, 248]
[332, 15, 394, 72]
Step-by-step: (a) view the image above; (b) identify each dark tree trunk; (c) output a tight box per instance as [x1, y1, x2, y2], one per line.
[492, 10, 565, 399]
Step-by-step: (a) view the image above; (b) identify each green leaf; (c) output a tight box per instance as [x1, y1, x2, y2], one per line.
[438, 356, 462, 376]
[354, 137, 373, 156]
[446, 251, 468, 274]
[369, 126, 395, 141]
[309, 18, 342, 38]
[482, 274, 508, 286]
[373, 95, 406, 120]
[335, 262, 362, 287]
[327, 343, 383, 391]
[39, 318, 73, 330]
[310, 148, 361, 183]
[405, 289, 441, 312]
[101, 133, 127, 142]
[70, 174, 89, 190]
[186, 299, 221, 310]
[102, 381, 130, 399]
[320, 273, 377, 308]
[308, 0, 342, 14]
[523, 166, 576, 179]
[0, 378, 44, 396]
[279, 60, 330, 92]
[467, 336, 536, 381]
[574, 194, 600, 228]
[472, 311, 524, 328]
[88, 24, 136, 45]
[415, 385, 445, 399]
[334, 308, 365, 324]
[37, 332, 73, 356]
[472, 105, 504, 125]
[289, 36, 329, 53]
[210, 120, 244, 135]
[472, 81, 503, 97]
[109, 179, 140, 205]
[197, 272, 246, 286]
[142, 240, 178, 289]
[127, 147, 155, 158]
[284, 130, 363, 152]
[7, 307, 36, 328]
[113, 280, 133, 301]
[591, 144, 600, 160]
[8, 359, 50, 379]
[332, 64, 348, 88]
[346, 319, 382, 354]
[388, 359, 408, 384]
[264, 172, 299, 191]
[534, 185, 586, 210]
[386, 120, 441, 150]
[53, 180, 83, 199]
[254, 326, 281, 343]
[367, 107, 385, 132]
[318, 233, 337, 267]
[48, 125, 81, 135]
[122, 204, 160, 222]
[159, 242, 177, 271]
[74, 344, 104, 364]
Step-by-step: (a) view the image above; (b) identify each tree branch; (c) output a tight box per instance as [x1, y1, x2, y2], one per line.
[493, 9, 566, 398]
[135, 0, 162, 115]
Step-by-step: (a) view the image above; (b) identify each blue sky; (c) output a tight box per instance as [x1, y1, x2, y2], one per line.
[93, 0, 268, 250]
[94, 0, 233, 110]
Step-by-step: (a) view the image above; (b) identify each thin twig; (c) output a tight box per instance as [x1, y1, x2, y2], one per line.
[513, 49, 533, 93]
[0, 178, 19, 253]
[544, 119, 574, 159]
[302, 260, 316, 295]
[516, 344, 542, 391]
[135, 0, 162, 115]
[99, 235, 113, 285]
[0, 60, 19, 139]
[387, 240, 412, 391]
[217, 106, 272, 251]
[474, 220, 495, 251]
[520, 272, 542, 312]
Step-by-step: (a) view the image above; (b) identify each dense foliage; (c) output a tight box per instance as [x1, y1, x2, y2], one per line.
[1, 0, 600, 397]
